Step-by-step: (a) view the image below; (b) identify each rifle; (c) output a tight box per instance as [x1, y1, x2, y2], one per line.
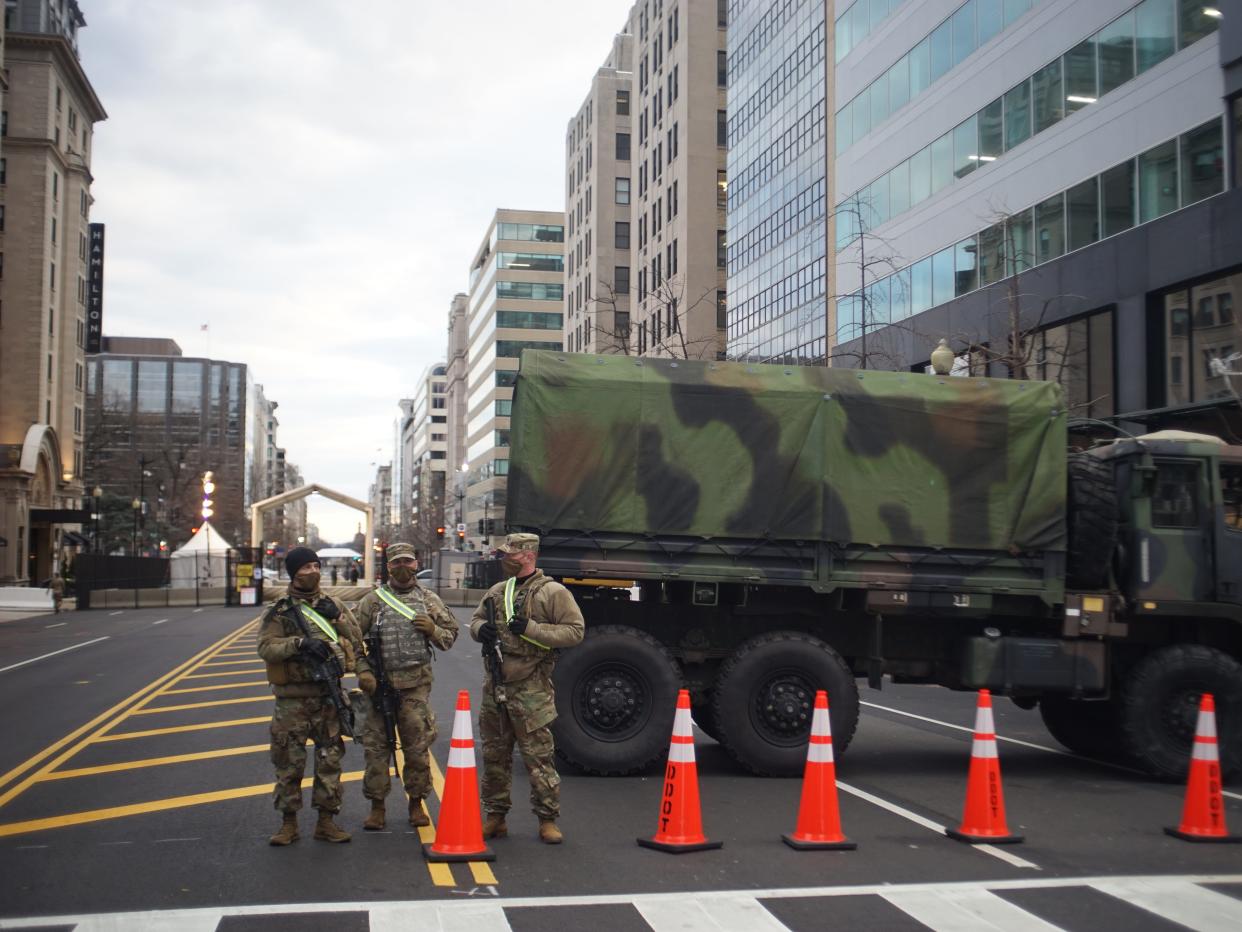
[365, 623, 401, 777]
[483, 596, 507, 705]
[288, 601, 355, 738]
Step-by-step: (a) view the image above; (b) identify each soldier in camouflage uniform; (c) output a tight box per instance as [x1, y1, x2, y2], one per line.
[257, 546, 372, 846]
[470, 532, 584, 844]
[355, 542, 459, 830]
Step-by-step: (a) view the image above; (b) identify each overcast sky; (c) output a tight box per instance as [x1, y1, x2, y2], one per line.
[79, 0, 630, 542]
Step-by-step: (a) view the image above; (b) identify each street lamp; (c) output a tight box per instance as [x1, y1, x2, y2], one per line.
[457, 462, 470, 552]
[130, 498, 141, 555]
[201, 471, 214, 587]
[91, 486, 102, 553]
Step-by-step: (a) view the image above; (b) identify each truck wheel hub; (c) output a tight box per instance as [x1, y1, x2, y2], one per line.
[756, 677, 813, 739]
[578, 667, 646, 738]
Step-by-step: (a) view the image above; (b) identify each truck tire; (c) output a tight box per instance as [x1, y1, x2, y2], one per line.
[712, 632, 859, 777]
[1119, 645, 1242, 781]
[691, 693, 721, 742]
[551, 625, 681, 776]
[1038, 696, 1126, 759]
[1066, 451, 1119, 590]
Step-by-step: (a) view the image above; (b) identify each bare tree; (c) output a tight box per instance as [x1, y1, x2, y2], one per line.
[586, 274, 722, 360]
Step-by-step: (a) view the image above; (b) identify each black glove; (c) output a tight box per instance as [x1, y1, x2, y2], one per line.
[300, 637, 333, 662]
[314, 598, 340, 620]
[478, 619, 498, 648]
[507, 614, 529, 637]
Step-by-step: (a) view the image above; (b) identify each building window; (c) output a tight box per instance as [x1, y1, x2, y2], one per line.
[615, 177, 630, 204]
[1162, 271, 1241, 406]
[717, 50, 727, 87]
[1, 158, 6, 185]
[1026, 309, 1115, 417]
[717, 230, 726, 268]
[616, 133, 631, 161]
[614, 266, 630, 294]
[617, 89, 630, 115]
[615, 221, 630, 249]
[717, 110, 727, 146]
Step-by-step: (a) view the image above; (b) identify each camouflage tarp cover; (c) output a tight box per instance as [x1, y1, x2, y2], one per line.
[507, 351, 1067, 553]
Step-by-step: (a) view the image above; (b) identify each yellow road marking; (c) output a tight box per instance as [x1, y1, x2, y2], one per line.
[132, 696, 272, 715]
[199, 659, 265, 668]
[0, 772, 364, 838]
[426, 754, 497, 885]
[93, 717, 271, 742]
[0, 620, 257, 805]
[42, 745, 269, 780]
[181, 669, 265, 680]
[161, 681, 269, 695]
[212, 650, 256, 657]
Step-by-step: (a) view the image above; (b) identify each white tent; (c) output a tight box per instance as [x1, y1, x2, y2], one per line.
[316, 547, 362, 560]
[170, 521, 234, 588]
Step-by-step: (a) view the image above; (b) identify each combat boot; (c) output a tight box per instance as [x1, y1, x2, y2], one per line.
[313, 810, 352, 843]
[408, 798, 430, 828]
[268, 812, 299, 846]
[539, 820, 563, 845]
[481, 812, 508, 839]
[363, 801, 386, 831]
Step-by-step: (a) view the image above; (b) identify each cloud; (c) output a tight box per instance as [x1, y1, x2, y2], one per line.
[80, 0, 630, 538]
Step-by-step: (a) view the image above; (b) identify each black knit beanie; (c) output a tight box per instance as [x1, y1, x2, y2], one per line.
[285, 546, 319, 579]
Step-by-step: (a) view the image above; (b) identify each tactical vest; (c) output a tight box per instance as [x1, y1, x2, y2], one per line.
[375, 588, 432, 671]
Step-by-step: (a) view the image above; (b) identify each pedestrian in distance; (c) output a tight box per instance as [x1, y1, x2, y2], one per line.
[257, 546, 372, 846]
[48, 573, 65, 614]
[470, 533, 584, 844]
[331, 565, 339, 586]
[354, 542, 459, 830]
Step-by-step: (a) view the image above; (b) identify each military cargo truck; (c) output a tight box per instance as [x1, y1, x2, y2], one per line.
[504, 351, 1242, 780]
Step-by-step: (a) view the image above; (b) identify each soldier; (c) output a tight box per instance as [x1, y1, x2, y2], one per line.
[355, 542, 459, 830]
[48, 573, 65, 614]
[469, 532, 584, 844]
[257, 546, 371, 846]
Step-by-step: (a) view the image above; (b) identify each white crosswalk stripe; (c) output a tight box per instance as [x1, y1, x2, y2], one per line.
[0, 874, 1239, 931]
[636, 894, 792, 931]
[1090, 879, 1242, 932]
[883, 888, 1065, 931]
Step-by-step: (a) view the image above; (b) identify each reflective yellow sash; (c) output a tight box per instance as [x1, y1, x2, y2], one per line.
[298, 602, 339, 643]
[504, 577, 550, 649]
[376, 585, 419, 620]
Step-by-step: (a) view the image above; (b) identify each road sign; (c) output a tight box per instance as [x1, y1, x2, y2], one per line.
[456, 523, 466, 533]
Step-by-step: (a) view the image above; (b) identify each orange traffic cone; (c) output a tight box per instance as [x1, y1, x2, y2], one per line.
[1165, 693, 1240, 843]
[423, 690, 495, 862]
[637, 689, 723, 853]
[782, 690, 856, 850]
[946, 689, 1023, 844]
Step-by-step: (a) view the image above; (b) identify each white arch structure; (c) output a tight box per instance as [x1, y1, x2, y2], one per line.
[250, 484, 374, 583]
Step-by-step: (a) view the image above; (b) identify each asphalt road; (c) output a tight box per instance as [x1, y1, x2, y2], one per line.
[0, 603, 1239, 931]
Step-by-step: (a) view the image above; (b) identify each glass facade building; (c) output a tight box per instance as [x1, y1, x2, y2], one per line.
[459, 209, 564, 549]
[725, 0, 829, 364]
[825, 0, 1237, 438]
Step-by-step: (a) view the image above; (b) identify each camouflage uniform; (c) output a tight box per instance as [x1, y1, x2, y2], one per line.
[355, 582, 458, 805]
[470, 568, 584, 820]
[256, 588, 369, 815]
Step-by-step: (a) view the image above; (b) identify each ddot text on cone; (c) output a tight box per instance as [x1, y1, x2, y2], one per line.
[637, 689, 722, 854]
[946, 689, 1023, 845]
[1165, 693, 1240, 843]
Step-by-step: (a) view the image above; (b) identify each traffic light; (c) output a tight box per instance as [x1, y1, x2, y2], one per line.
[436, 526, 445, 538]
[477, 519, 485, 535]
[457, 529, 465, 540]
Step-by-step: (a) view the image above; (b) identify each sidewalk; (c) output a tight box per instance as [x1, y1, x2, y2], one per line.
[0, 604, 75, 623]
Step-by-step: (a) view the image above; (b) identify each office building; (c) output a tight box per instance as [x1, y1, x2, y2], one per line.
[0, 0, 105, 583]
[829, 0, 1237, 436]
[397, 363, 448, 559]
[726, 0, 1238, 438]
[460, 209, 564, 549]
[83, 338, 276, 553]
[566, 0, 728, 359]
